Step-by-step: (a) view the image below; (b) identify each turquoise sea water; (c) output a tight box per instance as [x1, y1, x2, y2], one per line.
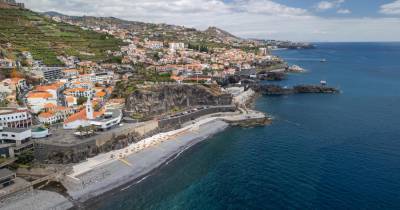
[87, 43, 400, 209]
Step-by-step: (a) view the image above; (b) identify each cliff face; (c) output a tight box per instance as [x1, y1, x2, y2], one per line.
[125, 84, 233, 118]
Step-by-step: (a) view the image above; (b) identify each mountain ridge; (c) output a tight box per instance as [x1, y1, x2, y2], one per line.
[43, 11, 243, 43]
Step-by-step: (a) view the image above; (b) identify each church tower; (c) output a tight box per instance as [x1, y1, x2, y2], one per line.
[86, 97, 94, 120]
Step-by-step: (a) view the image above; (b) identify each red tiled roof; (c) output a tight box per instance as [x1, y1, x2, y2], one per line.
[39, 112, 54, 118]
[64, 108, 104, 124]
[44, 103, 56, 108]
[27, 92, 53, 99]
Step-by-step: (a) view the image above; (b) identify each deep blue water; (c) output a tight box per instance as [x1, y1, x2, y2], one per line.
[88, 43, 400, 210]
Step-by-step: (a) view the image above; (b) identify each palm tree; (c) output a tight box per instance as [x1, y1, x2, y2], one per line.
[89, 124, 97, 135]
[83, 126, 89, 136]
[77, 125, 84, 136]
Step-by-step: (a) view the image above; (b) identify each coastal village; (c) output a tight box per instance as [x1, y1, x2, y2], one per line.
[0, 2, 332, 209]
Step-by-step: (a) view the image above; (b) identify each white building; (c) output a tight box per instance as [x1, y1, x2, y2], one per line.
[259, 47, 269, 56]
[69, 81, 93, 90]
[0, 108, 32, 128]
[86, 99, 94, 120]
[0, 127, 31, 144]
[34, 85, 59, 100]
[1, 78, 27, 90]
[0, 84, 12, 96]
[26, 92, 57, 113]
[169, 42, 185, 51]
[65, 96, 77, 107]
[145, 41, 164, 50]
[63, 98, 99, 129]
[0, 59, 13, 68]
[90, 109, 122, 130]
[38, 107, 74, 125]
[64, 88, 93, 98]
[63, 98, 122, 130]
[0, 127, 32, 158]
[94, 72, 114, 84]
[63, 69, 80, 78]
[38, 112, 58, 125]
[32, 67, 62, 81]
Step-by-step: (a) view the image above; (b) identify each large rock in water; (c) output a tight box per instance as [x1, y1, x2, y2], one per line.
[125, 84, 233, 118]
[293, 85, 339, 93]
[250, 84, 339, 95]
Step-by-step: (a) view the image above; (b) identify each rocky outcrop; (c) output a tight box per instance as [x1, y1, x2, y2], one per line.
[125, 84, 233, 118]
[204, 26, 241, 41]
[258, 72, 287, 81]
[293, 85, 339, 94]
[251, 84, 339, 95]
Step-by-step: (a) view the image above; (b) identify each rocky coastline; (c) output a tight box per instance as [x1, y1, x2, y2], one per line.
[250, 84, 340, 95]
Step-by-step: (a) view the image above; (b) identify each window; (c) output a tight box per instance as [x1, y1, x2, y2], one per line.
[11, 135, 15, 137]
[1, 134, 7, 137]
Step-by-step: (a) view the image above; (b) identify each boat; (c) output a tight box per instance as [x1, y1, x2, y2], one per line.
[320, 80, 327, 86]
[320, 58, 327, 62]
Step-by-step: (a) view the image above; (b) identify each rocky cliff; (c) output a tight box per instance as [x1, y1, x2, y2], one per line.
[125, 84, 233, 119]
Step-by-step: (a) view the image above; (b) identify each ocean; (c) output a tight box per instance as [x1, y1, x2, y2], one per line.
[86, 43, 400, 209]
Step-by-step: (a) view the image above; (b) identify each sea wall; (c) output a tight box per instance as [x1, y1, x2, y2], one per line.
[34, 121, 159, 164]
[158, 105, 236, 130]
[225, 116, 271, 127]
[34, 140, 97, 164]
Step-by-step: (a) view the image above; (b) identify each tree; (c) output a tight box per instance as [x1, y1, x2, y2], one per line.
[0, 99, 8, 107]
[94, 103, 102, 111]
[77, 96, 88, 105]
[0, 48, 7, 58]
[153, 52, 160, 61]
[89, 124, 97, 134]
[16, 150, 34, 165]
[77, 125, 84, 135]
[10, 68, 22, 78]
[21, 58, 30, 67]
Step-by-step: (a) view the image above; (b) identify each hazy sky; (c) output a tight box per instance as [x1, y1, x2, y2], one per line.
[20, 0, 400, 42]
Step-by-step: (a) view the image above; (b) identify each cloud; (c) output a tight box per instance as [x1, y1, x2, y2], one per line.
[19, 0, 400, 41]
[380, 0, 400, 15]
[233, 0, 307, 16]
[20, 0, 306, 17]
[316, 1, 335, 11]
[316, 0, 344, 11]
[337, 9, 351, 14]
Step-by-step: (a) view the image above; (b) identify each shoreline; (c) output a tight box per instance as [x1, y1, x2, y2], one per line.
[64, 118, 230, 205]
[0, 118, 232, 210]
[82, 121, 228, 208]
[1, 89, 267, 210]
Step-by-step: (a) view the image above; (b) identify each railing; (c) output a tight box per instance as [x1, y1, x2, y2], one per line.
[0, 170, 66, 200]
[0, 158, 16, 168]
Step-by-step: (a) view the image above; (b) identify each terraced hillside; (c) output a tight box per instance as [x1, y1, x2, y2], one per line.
[43, 12, 242, 49]
[0, 9, 124, 66]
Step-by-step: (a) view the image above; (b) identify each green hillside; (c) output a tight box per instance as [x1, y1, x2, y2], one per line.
[0, 9, 124, 66]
